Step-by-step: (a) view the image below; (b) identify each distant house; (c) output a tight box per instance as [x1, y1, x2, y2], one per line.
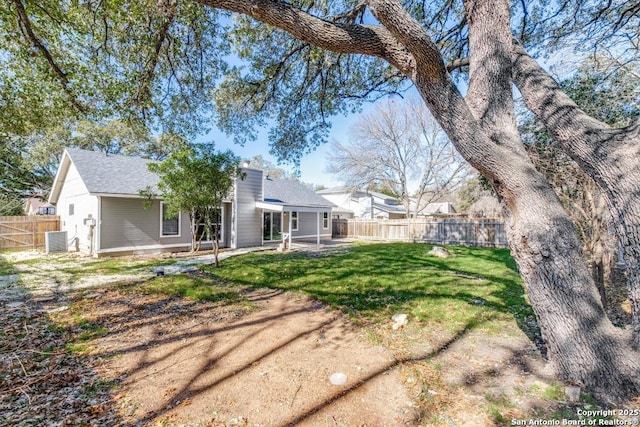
[317, 188, 406, 219]
[318, 188, 459, 219]
[410, 200, 457, 217]
[48, 148, 334, 256]
[24, 197, 56, 215]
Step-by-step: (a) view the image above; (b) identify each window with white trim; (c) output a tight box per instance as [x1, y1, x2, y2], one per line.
[195, 208, 223, 242]
[323, 212, 329, 229]
[160, 202, 180, 237]
[291, 211, 298, 231]
[68, 204, 74, 216]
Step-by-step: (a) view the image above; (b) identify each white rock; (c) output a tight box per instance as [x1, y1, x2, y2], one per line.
[329, 372, 347, 385]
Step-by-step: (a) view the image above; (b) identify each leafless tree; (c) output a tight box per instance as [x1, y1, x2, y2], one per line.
[327, 98, 470, 217]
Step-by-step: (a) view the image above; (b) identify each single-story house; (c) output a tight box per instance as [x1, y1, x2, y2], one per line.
[48, 147, 334, 256]
[317, 188, 406, 219]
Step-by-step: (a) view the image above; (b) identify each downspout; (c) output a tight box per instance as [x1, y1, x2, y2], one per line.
[95, 196, 101, 256]
[232, 175, 239, 248]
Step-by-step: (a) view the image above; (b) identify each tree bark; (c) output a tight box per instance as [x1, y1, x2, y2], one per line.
[463, 0, 638, 398]
[194, 0, 640, 399]
[369, 0, 640, 399]
[512, 41, 640, 348]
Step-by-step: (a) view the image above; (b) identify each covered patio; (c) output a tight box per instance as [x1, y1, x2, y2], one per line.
[256, 201, 331, 249]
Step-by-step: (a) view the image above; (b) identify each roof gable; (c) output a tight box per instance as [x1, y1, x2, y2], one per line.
[51, 148, 160, 200]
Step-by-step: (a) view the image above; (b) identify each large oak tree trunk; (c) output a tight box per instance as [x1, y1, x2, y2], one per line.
[512, 43, 640, 349]
[203, 0, 640, 400]
[370, 0, 640, 399]
[501, 176, 639, 399]
[459, 0, 639, 399]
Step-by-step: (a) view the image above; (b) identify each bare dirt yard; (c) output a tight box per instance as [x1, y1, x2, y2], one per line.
[1, 246, 628, 426]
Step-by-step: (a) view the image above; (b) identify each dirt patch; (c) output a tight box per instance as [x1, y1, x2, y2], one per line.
[62, 287, 416, 426]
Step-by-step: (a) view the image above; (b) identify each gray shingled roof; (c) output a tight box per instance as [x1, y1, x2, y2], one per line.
[264, 179, 334, 208]
[65, 148, 334, 207]
[67, 147, 160, 195]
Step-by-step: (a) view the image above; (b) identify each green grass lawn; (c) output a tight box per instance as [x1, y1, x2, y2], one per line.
[204, 242, 536, 336]
[0, 255, 16, 275]
[132, 274, 248, 304]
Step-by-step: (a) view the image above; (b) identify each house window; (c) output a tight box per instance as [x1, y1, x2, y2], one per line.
[195, 208, 223, 242]
[68, 204, 74, 216]
[291, 212, 298, 231]
[39, 207, 55, 215]
[323, 212, 329, 229]
[161, 202, 180, 237]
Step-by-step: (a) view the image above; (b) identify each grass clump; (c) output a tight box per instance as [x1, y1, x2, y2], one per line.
[133, 274, 245, 303]
[0, 255, 15, 275]
[62, 316, 109, 355]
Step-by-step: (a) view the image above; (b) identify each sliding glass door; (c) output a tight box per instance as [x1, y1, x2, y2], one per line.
[263, 212, 282, 241]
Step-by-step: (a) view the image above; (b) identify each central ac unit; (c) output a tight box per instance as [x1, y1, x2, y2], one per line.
[45, 231, 68, 253]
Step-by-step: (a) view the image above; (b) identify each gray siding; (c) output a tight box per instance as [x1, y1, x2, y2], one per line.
[100, 197, 191, 250]
[232, 168, 263, 248]
[292, 211, 332, 239]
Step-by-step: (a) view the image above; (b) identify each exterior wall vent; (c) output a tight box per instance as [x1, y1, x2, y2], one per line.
[45, 231, 68, 253]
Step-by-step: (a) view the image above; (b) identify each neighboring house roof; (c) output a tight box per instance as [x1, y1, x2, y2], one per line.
[317, 187, 401, 205]
[316, 187, 353, 196]
[414, 201, 457, 215]
[331, 206, 355, 215]
[24, 197, 54, 215]
[372, 202, 406, 215]
[263, 179, 335, 209]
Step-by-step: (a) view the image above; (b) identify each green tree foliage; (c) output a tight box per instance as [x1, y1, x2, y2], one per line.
[0, 0, 227, 135]
[145, 144, 243, 266]
[0, 140, 49, 211]
[1, 0, 224, 202]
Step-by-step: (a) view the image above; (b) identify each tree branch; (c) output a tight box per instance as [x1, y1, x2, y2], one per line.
[331, 0, 367, 23]
[368, 0, 446, 82]
[510, 38, 620, 158]
[10, 0, 87, 113]
[132, 5, 175, 107]
[446, 57, 469, 72]
[196, 0, 415, 74]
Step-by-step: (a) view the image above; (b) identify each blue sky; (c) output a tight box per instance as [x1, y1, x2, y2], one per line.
[201, 105, 373, 189]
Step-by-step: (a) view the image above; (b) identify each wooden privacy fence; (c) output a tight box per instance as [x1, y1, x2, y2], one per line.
[333, 218, 508, 247]
[0, 216, 61, 251]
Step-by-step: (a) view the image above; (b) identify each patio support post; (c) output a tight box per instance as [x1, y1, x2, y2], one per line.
[288, 212, 292, 249]
[317, 211, 320, 246]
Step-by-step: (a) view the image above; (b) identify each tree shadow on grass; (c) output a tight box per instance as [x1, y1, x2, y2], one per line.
[208, 242, 544, 353]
